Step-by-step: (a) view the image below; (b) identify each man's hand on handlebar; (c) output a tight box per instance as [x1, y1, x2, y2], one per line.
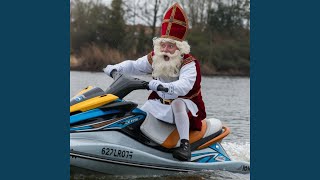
[103, 65, 120, 78]
[110, 69, 118, 78]
[148, 80, 168, 92]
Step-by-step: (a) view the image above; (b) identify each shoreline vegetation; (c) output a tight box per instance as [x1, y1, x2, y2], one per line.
[70, 53, 249, 77]
[70, 0, 250, 77]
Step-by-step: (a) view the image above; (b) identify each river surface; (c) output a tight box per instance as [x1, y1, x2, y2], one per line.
[70, 71, 250, 180]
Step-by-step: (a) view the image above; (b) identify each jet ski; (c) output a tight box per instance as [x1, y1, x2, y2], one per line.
[70, 72, 250, 175]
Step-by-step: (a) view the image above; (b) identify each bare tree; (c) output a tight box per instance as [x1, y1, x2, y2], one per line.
[151, 0, 161, 38]
[183, 0, 211, 29]
[123, 0, 161, 39]
[122, 0, 140, 25]
[158, 0, 174, 23]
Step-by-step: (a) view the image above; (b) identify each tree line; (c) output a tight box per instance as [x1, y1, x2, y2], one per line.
[70, 0, 250, 76]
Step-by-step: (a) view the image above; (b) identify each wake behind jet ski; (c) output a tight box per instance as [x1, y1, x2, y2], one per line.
[70, 72, 250, 175]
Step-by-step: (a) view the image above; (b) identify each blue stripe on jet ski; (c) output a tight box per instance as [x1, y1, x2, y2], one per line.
[208, 156, 217, 162]
[132, 108, 147, 115]
[209, 143, 230, 159]
[105, 115, 145, 129]
[197, 156, 211, 163]
[70, 115, 143, 131]
[191, 152, 213, 157]
[70, 109, 120, 124]
[70, 126, 91, 131]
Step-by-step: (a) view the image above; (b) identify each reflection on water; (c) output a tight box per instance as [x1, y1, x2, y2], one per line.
[70, 71, 250, 180]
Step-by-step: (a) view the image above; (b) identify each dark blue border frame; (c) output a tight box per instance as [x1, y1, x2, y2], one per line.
[251, 1, 320, 179]
[1, 1, 69, 179]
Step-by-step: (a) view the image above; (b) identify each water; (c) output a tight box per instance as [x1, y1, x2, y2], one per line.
[70, 71, 250, 179]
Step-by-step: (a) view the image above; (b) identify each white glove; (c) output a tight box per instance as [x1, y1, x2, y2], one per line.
[148, 80, 162, 91]
[103, 65, 117, 77]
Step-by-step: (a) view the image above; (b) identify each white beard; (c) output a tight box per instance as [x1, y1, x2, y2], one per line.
[152, 48, 182, 79]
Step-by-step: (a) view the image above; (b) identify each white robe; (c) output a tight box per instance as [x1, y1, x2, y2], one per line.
[105, 55, 198, 124]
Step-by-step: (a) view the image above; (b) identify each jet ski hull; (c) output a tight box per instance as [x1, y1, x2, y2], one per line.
[70, 131, 250, 175]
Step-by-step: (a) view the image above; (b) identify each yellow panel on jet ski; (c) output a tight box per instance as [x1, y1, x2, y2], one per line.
[70, 94, 119, 113]
[71, 86, 94, 99]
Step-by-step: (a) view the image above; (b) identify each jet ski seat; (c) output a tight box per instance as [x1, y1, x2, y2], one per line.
[140, 113, 223, 149]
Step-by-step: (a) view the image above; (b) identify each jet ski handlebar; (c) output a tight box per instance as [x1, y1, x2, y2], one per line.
[110, 69, 168, 93]
[154, 85, 168, 92]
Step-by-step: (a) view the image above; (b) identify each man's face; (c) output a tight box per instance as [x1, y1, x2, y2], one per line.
[160, 42, 179, 61]
[152, 40, 182, 78]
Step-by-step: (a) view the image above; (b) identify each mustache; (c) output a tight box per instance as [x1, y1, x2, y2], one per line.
[156, 51, 180, 58]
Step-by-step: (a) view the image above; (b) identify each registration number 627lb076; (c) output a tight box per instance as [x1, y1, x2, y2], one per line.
[101, 147, 133, 159]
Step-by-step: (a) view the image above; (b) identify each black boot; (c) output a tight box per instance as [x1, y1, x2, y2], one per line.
[172, 139, 191, 161]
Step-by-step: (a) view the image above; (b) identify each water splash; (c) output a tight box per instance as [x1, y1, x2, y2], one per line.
[222, 142, 250, 162]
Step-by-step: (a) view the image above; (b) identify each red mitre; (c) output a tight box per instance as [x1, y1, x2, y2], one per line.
[161, 3, 189, 41]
